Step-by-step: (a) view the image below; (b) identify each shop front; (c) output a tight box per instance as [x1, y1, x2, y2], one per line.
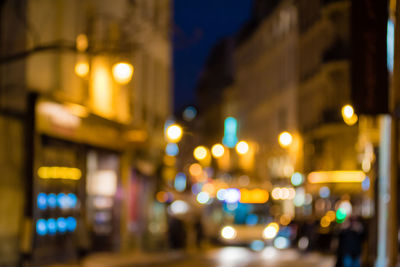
[31, 97, 126, 265]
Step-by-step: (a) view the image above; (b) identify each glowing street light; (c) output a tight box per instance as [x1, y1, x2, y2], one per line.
[278, 131, 292, 148]
[74, 60, 89, 77]
[112, 62, 134, 84]
[342, 105, 354, 119]
[211, 144, 225, 158]
[341, 104, 358, 126]
[194, 146, 208, 161]
[221, 226, 237, 240]
[165, 124, 183, 143]
[263, 222, 279, 239]
[235, 141, 249, 155]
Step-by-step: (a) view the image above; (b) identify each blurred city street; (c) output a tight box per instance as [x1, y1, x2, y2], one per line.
[1, 0, 400, 266]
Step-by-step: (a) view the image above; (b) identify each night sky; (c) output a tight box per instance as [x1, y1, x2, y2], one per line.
[173, 0, 253, 115]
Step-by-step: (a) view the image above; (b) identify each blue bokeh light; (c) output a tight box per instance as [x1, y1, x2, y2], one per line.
[245, 214, 258, 226]
[362, 176, 370, 191]
[37, 193, 47, 210]
[250, 240, 265, 251]
[174, 173, 187, 192]
[223, 117, 238, 148]
[183, 106, 197, 121]
[165, 143, 179, 156]
[36, 219, 47, 236]
[57, 217, 67, 233]
[67, 193, 78, 208]
[291, 172, 303, 186]
[319, 186, 330, 199]
[66, 217, 77, 232]
[274, 236, 290, 249]
[57, 193, 68, 209]
[47, 193, 57, 208]
[47, 218, 57, 235]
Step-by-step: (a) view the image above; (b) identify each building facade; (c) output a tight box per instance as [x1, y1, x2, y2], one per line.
[0, 0, 172, 265]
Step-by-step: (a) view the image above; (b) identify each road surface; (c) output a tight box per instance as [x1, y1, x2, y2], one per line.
[147, 246, 335, 267]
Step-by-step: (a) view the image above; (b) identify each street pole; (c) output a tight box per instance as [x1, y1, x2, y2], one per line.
[387, 0, 400, 264]
[376, 1, 399, 265]
[376, 116, 391, 267]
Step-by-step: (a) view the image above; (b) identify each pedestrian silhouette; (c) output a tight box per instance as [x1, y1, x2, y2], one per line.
[336, 216, 364, 267]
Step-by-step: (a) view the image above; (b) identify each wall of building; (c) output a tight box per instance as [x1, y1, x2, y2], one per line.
[0, 0, 172, 262]
[231, 0, 299, 180]
[297, 0, 357, 173]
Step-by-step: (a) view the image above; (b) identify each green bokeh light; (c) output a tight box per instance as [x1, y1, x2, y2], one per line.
[336, 208, 346, 223]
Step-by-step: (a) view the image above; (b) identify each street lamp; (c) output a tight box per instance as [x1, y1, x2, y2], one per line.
[278, 131, 293, 148]
[211, 143, 225, 158]
[74, 34, 134, 84]
[235, 141, 249, 155]
[341, 104, 358, 126]
[193, 146, 208, 161]
[165, 124, 183, 143]
[112, 62, 134, 84]
[74, 60, 89, 77]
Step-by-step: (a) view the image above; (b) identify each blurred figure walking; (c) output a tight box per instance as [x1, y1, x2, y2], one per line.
[336, 216, 365, 267]
[194, 215, 204, 249]
[168, 215, 187, 249]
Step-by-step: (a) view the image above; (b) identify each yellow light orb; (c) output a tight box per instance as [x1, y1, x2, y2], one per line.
[320, 216, 331, 228]
[166, 124, 183, 143]
[280, 214, 291, 226]
[278, 131, 293, 148]
[112, 62, 134, 84]
[344, 113, 358, 126]
[281, 187, 290, 199]
[342, 105, 354, 119]
[271, 187, 282, 200]
[221, 226, 237, 240]
[211, 144, 225, 158]
[235, 141, 249, 155]
[326, 210, 336, 221]
[76, 34, 88, 52]
[263, 222, 279, 239]
[74, 61, 89, 77]
[194, 146, 208, 161]
[288, 187, 296, 200]
[189, 163, 202, 177]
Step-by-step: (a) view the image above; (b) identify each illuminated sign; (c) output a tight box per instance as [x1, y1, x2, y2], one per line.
[37, 101, 81, 129]
[37, 166, 82, 180]
[36, 217, 77, 236]
[222, 117, 238, 148]
[87, 170, 117, 196]
[271, 187, 296, 200]
[239, 188, 269, 203]
[37, 192, 78, 210]
[307, 171, 366, 184]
